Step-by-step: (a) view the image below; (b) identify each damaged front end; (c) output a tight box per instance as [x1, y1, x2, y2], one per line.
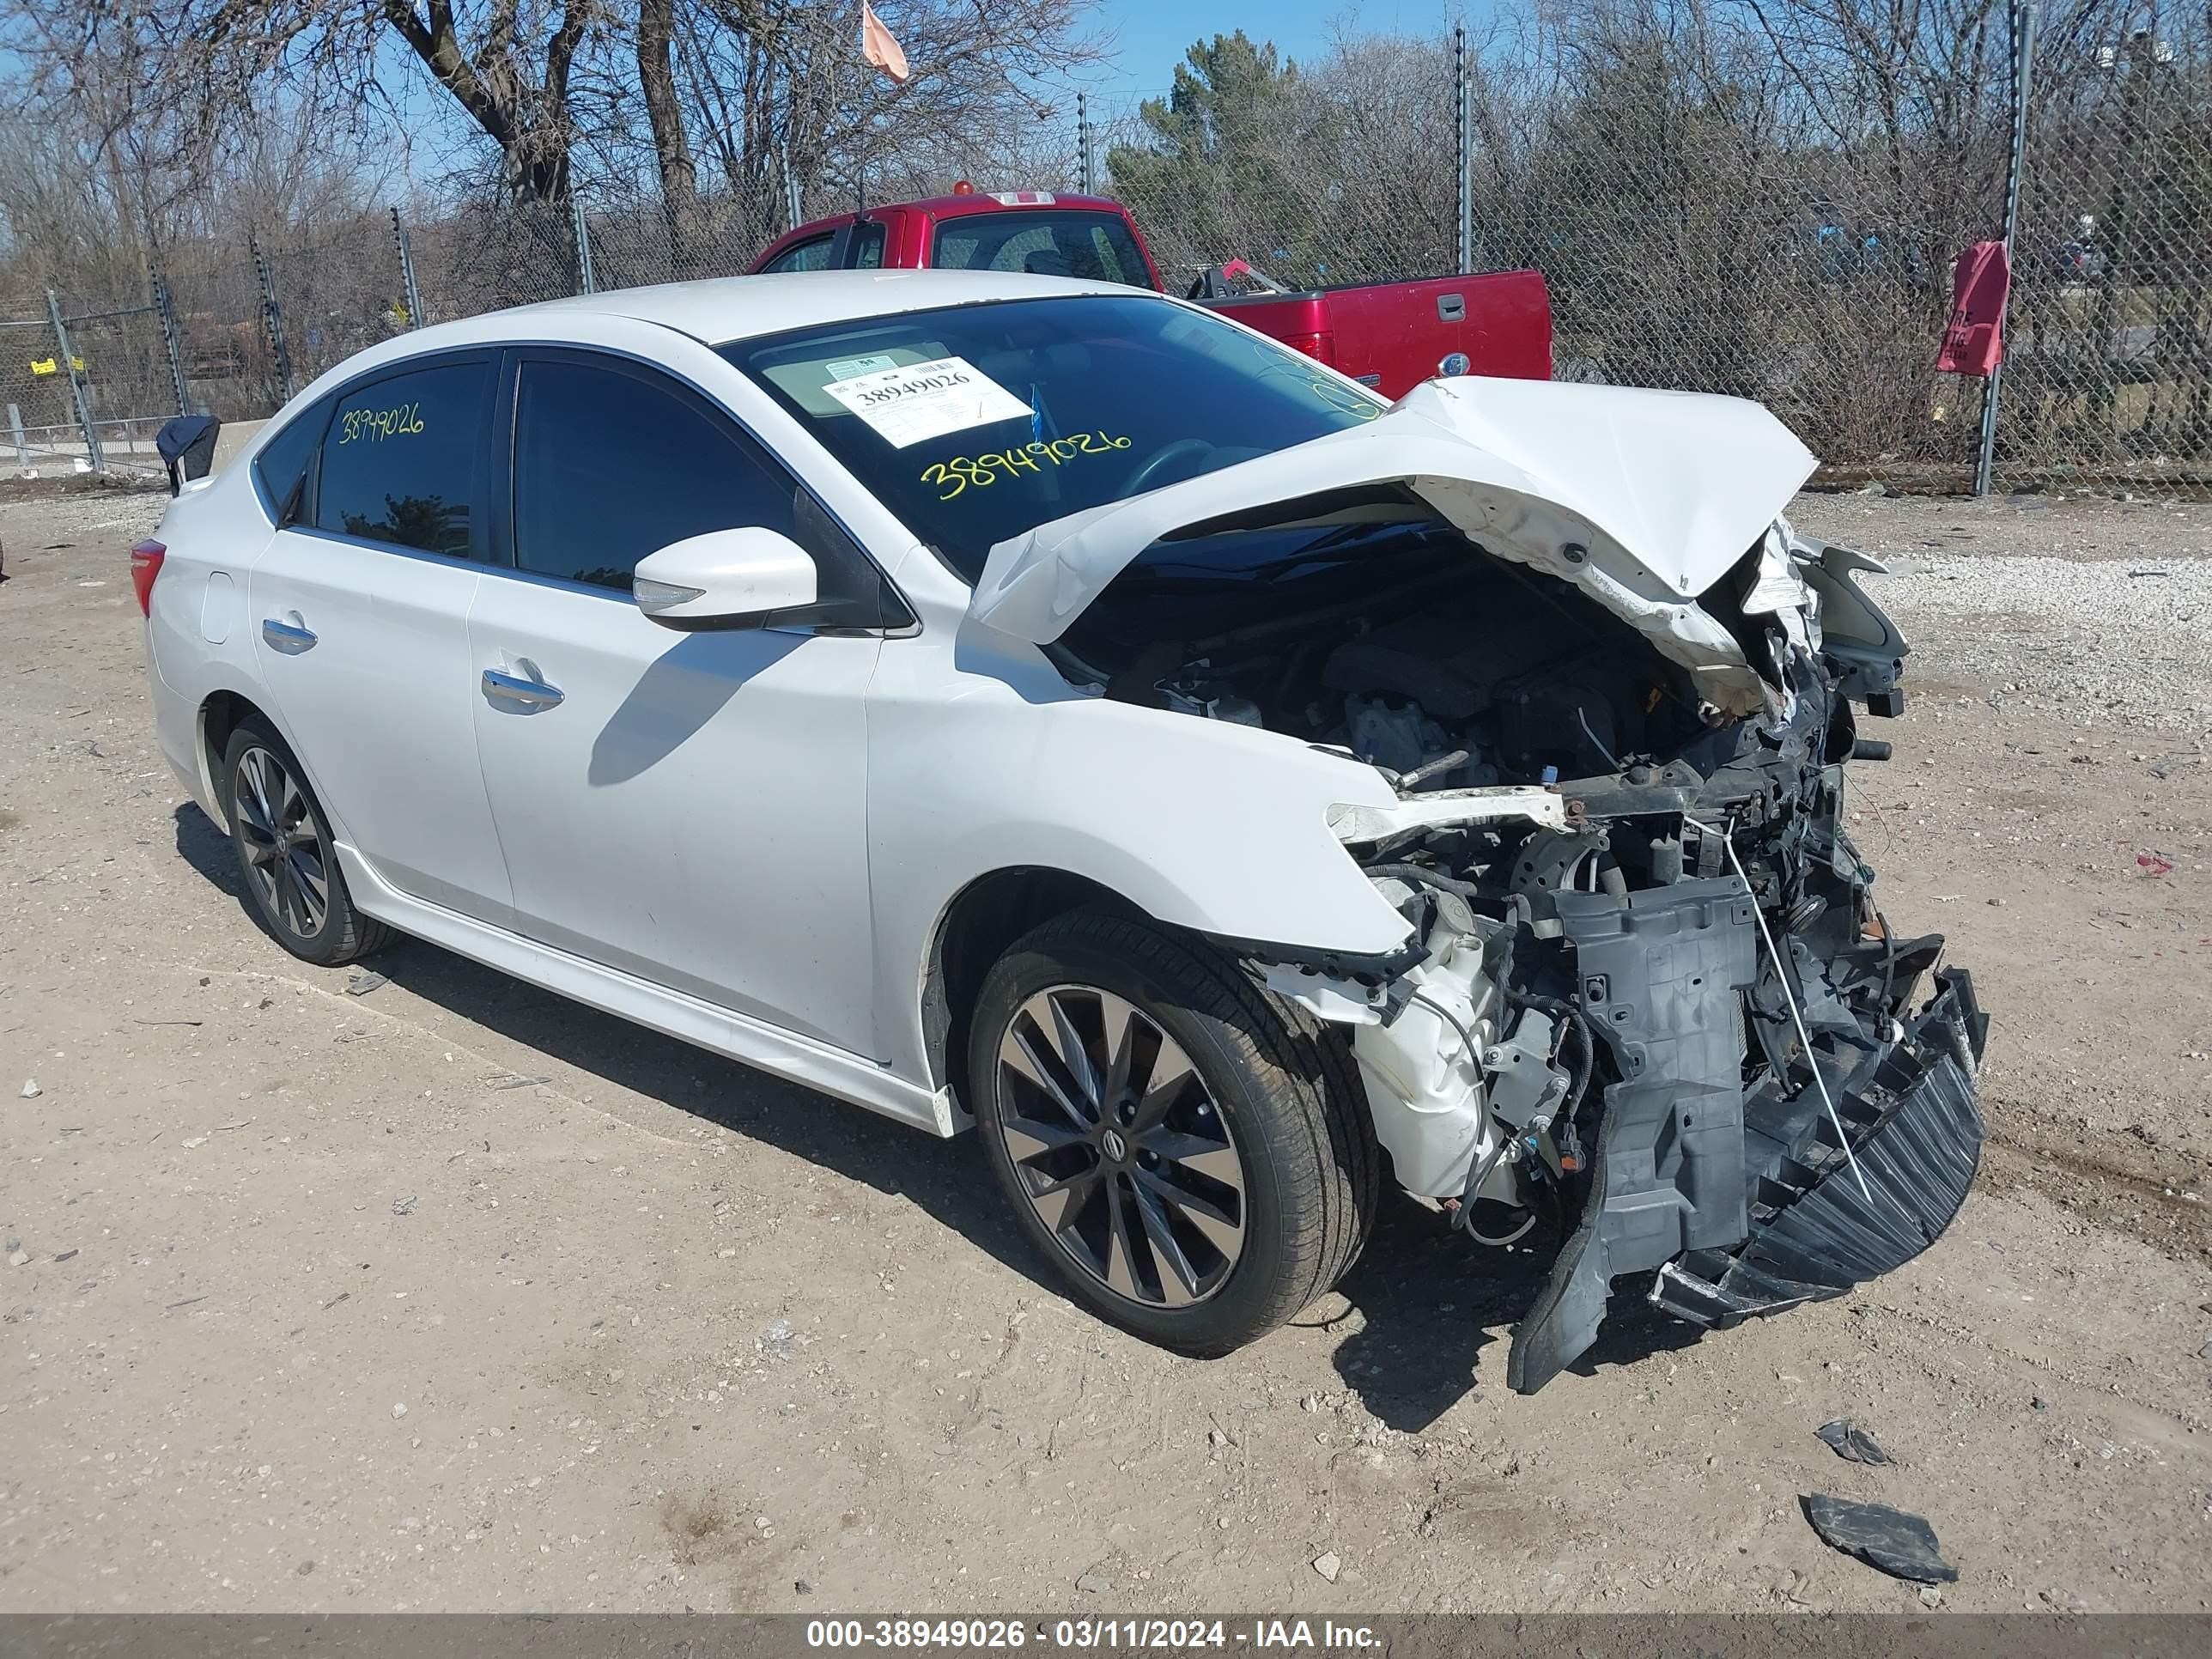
[1029, 467, 1986, 1388]
[997, 376, 1989, 1388]
[1309, 539, 1989, 1392]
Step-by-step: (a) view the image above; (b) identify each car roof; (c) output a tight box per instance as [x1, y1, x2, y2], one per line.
[766, 192, 1133, 238]
[405, 268, 1140, 352]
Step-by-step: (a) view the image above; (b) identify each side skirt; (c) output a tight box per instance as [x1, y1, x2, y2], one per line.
[337, 843, 959, 1138]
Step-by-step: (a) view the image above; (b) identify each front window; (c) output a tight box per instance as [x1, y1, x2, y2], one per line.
[723, 295, 1382, 583]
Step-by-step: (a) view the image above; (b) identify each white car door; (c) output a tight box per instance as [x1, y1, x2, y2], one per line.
[465, 348, 892, 1056]
[246, 351, 515, 926]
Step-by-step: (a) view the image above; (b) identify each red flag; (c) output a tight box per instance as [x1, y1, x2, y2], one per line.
[862, 3, 910, 83]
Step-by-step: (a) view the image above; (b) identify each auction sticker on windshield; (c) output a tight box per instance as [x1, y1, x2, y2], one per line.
[823, 356, 1030, 448]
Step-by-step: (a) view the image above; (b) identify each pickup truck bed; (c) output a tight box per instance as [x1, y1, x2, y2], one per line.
[1209, 272, 1552, 392]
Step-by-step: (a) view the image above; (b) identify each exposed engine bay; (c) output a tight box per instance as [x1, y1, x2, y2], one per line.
[1049, 496, 1989, 1393]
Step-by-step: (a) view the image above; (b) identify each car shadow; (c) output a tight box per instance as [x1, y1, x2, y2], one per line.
[1328, 1197, 1707, 1431]
[173, 800, 1049, 1292]
[175, 796, 246, 898]
[176, 800, 1711, 1410]
[588, 629, 805, 787]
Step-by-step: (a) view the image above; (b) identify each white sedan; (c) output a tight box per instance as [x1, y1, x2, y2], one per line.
[139, 269, 1986, 1389]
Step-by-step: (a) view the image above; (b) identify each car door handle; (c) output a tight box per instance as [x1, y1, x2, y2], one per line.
[482, 667, 564, 710]
[261, 614, 317, 653]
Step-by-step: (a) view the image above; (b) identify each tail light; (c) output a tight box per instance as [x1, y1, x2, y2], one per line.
[1277, 330, 1339, 368]
[130, 539, 166, 616]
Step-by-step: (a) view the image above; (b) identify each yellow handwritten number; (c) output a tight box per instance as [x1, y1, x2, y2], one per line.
[337, 400, 427, 444]
[921, 431, 1133, 500]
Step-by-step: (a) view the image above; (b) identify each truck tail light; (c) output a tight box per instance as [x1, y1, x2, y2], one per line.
[1278, 331, 1339, 368]
[130, 539, 166, 616]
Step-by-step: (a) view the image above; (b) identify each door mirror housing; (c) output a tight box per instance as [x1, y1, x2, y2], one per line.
[633, 527, 818, 629]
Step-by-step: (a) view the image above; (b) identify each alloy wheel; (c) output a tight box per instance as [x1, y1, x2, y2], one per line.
[233, 744, 329, 939]
[994, 985, 1247, 1307]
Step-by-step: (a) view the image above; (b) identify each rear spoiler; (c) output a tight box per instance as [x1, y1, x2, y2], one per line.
[155, 414, 221, 496]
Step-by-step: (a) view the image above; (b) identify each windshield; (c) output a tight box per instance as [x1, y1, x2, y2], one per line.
[722, 295, 1382, 584]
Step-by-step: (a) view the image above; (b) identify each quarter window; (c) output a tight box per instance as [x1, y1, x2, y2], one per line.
[315, 361, 489, 558]
[510, 359, 807, 594]
[251, 396, 331, 523]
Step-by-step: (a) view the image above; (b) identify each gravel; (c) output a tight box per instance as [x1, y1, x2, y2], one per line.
[1859, 554, 2212, 733]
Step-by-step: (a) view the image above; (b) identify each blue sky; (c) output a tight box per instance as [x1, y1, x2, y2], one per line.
[1086, 3, 1469, 93]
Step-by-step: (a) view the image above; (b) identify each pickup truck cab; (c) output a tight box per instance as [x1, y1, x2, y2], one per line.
[750, 189, 1553, 398]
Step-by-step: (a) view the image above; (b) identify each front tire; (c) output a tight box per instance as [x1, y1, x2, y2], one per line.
[969, 908, 1376, 1355]
[220, 717, 389, 966]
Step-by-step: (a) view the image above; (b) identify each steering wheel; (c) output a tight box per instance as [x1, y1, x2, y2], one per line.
[1122, 437, 1216, 495]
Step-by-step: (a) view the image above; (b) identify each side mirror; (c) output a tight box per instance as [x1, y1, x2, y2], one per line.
[633, 526, 818, 630]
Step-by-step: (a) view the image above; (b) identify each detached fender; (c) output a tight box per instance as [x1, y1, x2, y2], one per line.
[866, 623, 1413, 1086]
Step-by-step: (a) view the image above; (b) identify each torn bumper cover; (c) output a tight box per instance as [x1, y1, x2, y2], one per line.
[1505, 907, 1988, 1394]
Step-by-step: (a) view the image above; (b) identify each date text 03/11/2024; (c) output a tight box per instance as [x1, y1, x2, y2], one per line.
[803, 1620, 1382, 1650]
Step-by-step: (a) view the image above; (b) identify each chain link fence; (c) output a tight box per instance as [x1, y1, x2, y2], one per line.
[2002, 8, 2212, 495]
[0, 284, 186, 478]
[12, 1, 2207, 500]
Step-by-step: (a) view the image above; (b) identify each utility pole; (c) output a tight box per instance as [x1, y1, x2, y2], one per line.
[249, 234, 295, 407]
[1455, 25, 1474, 276]
[392, 208, 426, 328]
[149, 263, 191, 415]
[1077, 91, 1095, 195]
[46, 289, 102, 471]
[571, 197, 598, 295]
[1976, 0, 2039, 495]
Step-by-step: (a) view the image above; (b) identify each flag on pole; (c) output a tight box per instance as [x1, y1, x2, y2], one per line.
[862, 3, 911, 83]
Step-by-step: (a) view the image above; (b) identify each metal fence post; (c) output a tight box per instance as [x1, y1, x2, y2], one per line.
[1454, 24, 1473, 276]
[45, 289, 103, 472]
[392, 208, 426, 328]
[1077, 91, 1095, 195]
[1977, 0, 2039, 496]
[9, 403, 26, 470]
[782, 146, 804, 230]
[571, 197, 598, 295]
[149, 263, 191, 415]
[250, 234, 296, 407]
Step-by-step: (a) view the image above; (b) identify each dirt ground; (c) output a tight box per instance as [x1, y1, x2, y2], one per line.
[2, 477, 2209, 1615]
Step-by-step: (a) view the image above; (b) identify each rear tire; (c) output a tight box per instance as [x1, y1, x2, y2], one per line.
[219, 717, 389, 966]
[969, 907, 1376, 1355]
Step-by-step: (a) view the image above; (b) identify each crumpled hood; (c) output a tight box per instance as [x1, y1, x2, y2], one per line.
[967, 375, 1819, 713]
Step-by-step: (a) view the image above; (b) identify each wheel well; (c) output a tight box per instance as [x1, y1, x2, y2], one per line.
[198, 690, 263, 805]
[924, 867, 1133, 1106]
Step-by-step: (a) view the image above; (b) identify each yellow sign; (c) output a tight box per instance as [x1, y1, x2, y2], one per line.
[27, 355, 84, 375]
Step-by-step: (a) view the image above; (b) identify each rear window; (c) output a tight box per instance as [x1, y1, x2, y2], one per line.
[761, 234, 835, 275]
[314, 359, 490, 560]
[931, 210, 1152, 289]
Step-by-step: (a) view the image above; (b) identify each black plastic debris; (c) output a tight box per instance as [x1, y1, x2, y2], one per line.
[1802, 1493, 1957, 1583]
[1816, 1417, 1892, 1465]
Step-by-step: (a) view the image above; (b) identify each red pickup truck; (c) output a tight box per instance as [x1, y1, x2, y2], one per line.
[749, 189, 1552, 398]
